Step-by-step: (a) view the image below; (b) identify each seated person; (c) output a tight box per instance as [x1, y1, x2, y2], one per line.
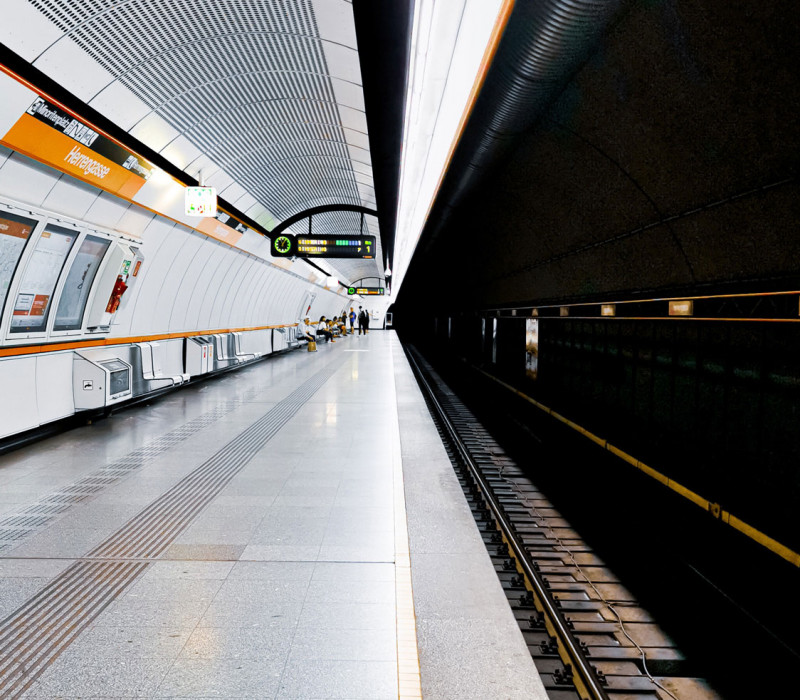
[317, 316, 335, 343]
[297, 317, 314, 343]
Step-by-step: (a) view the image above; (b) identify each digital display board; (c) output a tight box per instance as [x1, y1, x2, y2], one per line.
[271, 234, 376, 259]
[347, 286, 384, 296]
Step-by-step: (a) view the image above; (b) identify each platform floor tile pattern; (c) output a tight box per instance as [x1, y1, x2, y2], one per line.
[0, 332, 543, 699]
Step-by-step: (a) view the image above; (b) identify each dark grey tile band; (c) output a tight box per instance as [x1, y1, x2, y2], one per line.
[0, 356, 345, 698]
[0, 392, 258, 554]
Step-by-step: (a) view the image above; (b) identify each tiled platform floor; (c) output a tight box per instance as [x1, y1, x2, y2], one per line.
[0, 332, 546, 699]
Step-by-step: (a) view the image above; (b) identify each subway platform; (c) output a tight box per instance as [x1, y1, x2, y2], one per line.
[0, 332, 546, 699]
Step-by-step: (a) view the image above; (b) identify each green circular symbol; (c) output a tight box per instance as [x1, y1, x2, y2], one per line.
[348, 287, 355, 295]
[274, 235, 292, 254]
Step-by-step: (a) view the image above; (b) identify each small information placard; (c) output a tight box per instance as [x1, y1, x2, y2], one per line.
[185, 187, 217, 216]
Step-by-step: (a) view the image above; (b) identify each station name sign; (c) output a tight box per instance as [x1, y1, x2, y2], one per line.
[271, 234, 376, 259]
[348, 286, 384, 296]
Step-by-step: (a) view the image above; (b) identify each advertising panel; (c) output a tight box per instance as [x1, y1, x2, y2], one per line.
[53, 234, 111, 331]
[0, 211, 37, 318]
[525, 318, 539, 380]
[10, 225, 77, 333]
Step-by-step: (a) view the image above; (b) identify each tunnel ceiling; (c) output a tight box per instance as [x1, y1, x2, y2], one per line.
[1, 0, 387, 285]
[399, 0, 800, 312]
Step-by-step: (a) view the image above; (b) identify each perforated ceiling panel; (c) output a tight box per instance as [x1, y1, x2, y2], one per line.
[23, 0, 381, 283]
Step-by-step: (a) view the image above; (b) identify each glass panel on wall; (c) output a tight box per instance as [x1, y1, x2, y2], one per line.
[0, 211, 38, 319]
[10, 224, 78, 333]
[53, 234, 111, 331]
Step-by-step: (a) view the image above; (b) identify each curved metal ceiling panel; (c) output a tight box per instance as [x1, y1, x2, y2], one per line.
[21, 0, 381, 283]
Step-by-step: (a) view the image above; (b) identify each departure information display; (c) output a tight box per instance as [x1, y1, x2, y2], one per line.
[347, 286, 384, 296]
[271, 234, 376, 259]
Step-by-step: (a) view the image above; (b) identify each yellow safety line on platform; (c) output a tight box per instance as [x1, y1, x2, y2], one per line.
[391, 346, 423, 699]
[474, 365, 800, 569]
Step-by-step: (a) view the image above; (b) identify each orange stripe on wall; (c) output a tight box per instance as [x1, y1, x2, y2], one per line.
[0, 324, 298, 358]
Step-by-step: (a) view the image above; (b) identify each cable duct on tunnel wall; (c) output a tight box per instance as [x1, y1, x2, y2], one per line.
[421, 0, 627, 253]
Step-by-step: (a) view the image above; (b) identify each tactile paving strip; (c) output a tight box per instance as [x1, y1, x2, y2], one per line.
[0, 390, 260, 552]
[0, 358, 344, 699]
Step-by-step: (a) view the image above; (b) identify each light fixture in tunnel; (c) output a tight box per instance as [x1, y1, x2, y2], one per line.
[392, 0, 514, 296]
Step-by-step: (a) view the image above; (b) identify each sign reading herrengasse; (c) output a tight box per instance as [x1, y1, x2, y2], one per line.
[25, 97, 153, 182]
[1, 96, 154, 199]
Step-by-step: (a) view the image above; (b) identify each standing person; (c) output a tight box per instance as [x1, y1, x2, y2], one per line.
[363, 308, 370, 334]
[349, 307, 357, 333]
[357, 306, 366, 335]
[317, 316, 335, 343]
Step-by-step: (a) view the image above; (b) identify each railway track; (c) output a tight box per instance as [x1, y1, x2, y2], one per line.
[405, 345, 721, 700]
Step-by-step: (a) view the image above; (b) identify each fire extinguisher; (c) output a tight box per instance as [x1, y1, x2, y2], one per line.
[105, 275, 128, 314]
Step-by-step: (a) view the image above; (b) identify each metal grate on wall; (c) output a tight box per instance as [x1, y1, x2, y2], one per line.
[27, 0, 381, 281]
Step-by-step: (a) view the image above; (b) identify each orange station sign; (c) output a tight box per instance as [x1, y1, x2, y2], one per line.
[2, 96, 152, 200]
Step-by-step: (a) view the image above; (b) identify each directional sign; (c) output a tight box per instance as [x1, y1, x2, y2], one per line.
[348, 287, 384, 296]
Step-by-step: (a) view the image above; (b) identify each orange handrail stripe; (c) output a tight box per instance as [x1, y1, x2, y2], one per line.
[0, 324, 298, 358]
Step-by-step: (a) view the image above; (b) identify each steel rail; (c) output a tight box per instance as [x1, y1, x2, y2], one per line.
[405, 346, 610, 700]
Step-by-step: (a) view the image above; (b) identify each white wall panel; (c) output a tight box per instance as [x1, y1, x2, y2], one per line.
[183, 241, 226, 330]
[0, 152, 59, 207]
[233, 193, 257, 213]
[35, 352, 74, 424]
[41, 176, 100, 220]
[243, 267, 273, 325]
[128, 224, 185, 335]
[206, 168, 234, 192]
[160, 136, 203, 171]
[209, 253, 248, 329]
[83, 191, 130, 230]
[154, 231, 203, 331]
[168, 237, 218, 332]
[0, 145, 11, 169]
[0, 73, 37, 136]
[184, 154, 222, 182]
[116, 205, 156, 238]
[89, 81, 152, 132]
[0, 357, 38, 438]
[34, 37, 115, 102]
[129, 113, 180, 154]
[192, 246, 237, 330]
[236, 261, 267, 327]
[235, 229, 266, 258]
[222, 258, 257, 328]
[0, 0, 64, 62]
[219, 181, 246, 204]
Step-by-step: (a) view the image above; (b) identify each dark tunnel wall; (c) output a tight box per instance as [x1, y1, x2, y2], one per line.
[398, 0, 800, 310]
[396, 0, 800, 561]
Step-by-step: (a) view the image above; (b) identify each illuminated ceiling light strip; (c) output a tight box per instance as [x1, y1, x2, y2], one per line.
[392, 0, 515, 296]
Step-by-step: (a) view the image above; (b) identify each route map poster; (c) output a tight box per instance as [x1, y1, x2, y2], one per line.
[0, 211, 37, 316]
